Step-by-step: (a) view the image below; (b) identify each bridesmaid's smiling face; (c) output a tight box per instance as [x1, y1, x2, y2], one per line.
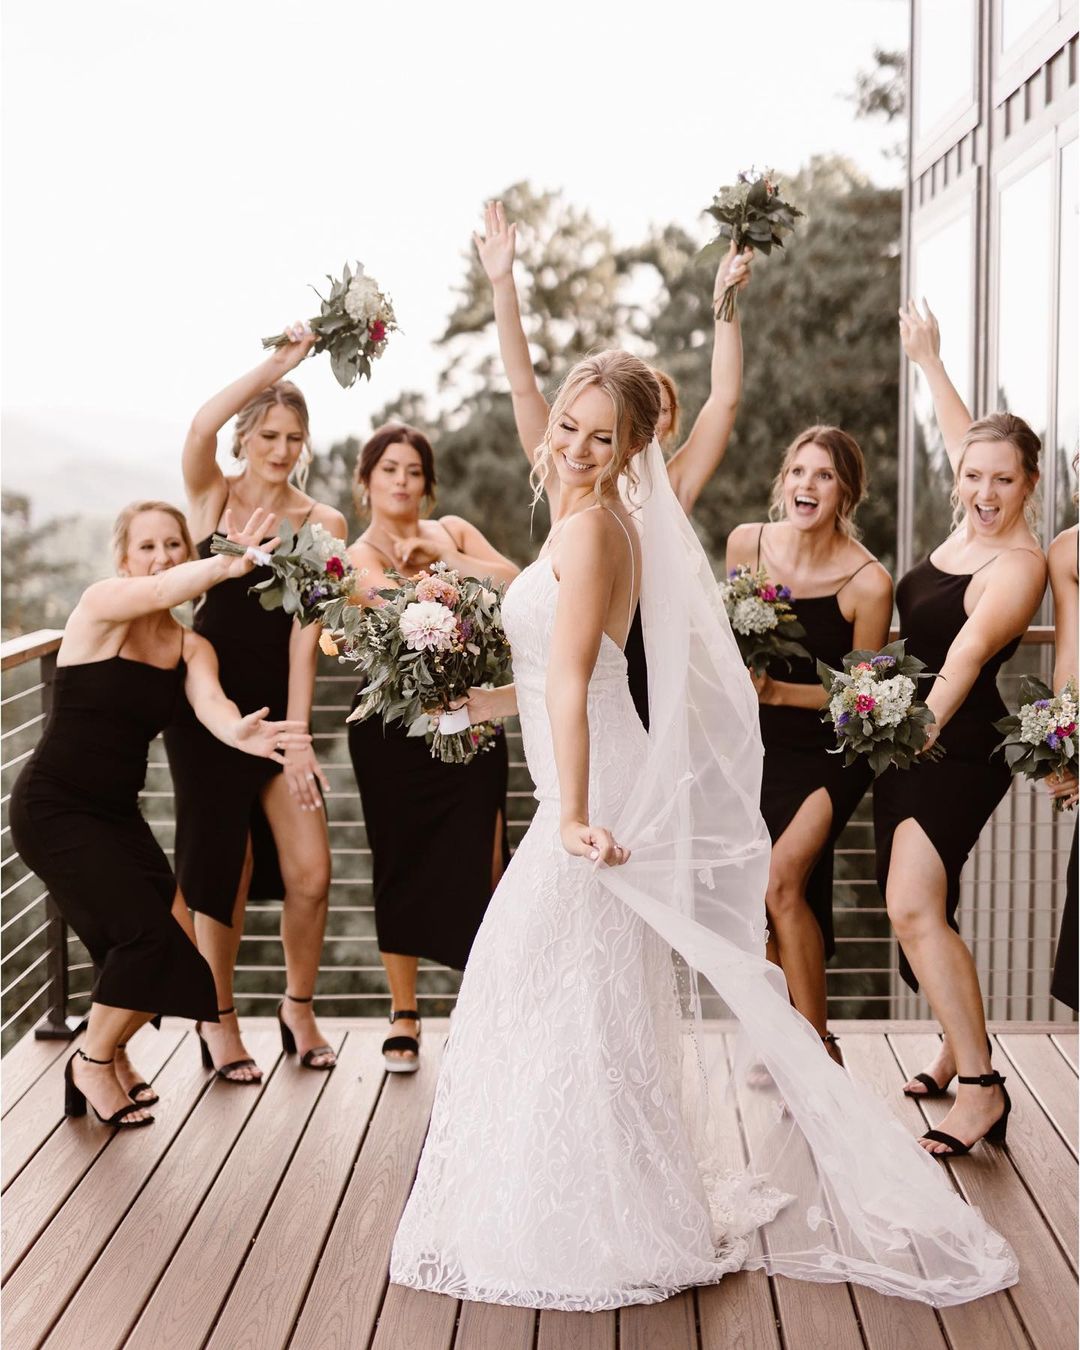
[120, 511, 192, 577]
[367, 441, 428, 521]
[957, 440, 1037, 536]
[782, 443, 841, 532]
[550, 386, 618, 489]
[239, 404, 306, 484]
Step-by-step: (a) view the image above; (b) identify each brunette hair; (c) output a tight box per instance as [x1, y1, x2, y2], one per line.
[768, 425, 868, 539]
[652, 367, 681, 450]
[532, 350, 662, 508]
[950, 412, 1042, 528]
[231, 380, 312, 488]
[353, 422, 438, 515]
[112, 500, 195, 570]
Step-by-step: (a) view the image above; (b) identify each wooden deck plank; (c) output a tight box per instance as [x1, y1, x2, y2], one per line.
[698, 1275, 780, 1350]
[371, 1284, 458, 1350]
[536, 1309, 616, 1350]
[2, 1026, 183, 1277]
[0, 1028, 231, 1350]
[997, 1033, 1079, 1156]
[123, 1031, 347, 1349]
[892, 1033, 1079, 1350]
[288, 1037, 445, 1349]
[207, 1029, 388, 1350]
[454, 1299, 536, 1349]
[2, 1037, 91, 1189]
[619, 1290, 696, 1350]
[1051, 1033, 1079, 1072]
[1, 1032, 74, 1118]
[34, 1030, 280, 1350]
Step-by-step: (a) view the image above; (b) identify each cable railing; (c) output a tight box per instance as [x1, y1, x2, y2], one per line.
[1, 624, 1074, 1053]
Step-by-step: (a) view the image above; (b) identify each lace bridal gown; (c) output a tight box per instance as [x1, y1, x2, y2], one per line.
[390, 442, 1018, 1312]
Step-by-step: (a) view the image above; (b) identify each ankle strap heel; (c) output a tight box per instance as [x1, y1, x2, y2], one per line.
[277, 994, 336, 1071]
[921, 1071, 1011, 1156]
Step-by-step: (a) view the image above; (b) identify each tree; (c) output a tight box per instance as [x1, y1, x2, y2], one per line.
[1, 492, 80, 637]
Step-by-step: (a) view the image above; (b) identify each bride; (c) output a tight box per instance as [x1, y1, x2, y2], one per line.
[390, 350, 1017, 1310]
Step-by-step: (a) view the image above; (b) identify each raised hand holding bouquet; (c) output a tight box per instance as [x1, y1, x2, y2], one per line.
[262, 262, 398, 388]
[818, 640, 940, 776]
[700, 167, 803, 321]
[719, 564, 809, 676]
[210, 519, 357, 624]
[321, 563, 512, 765]
[994, 677, 1078, 811]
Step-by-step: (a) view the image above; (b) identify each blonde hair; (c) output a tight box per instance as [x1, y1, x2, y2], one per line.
[768, 425, 868, 540]
[112, 500, 195, 570]
[652, 367, 681, 451]
[232, 380, 312, 490]
[531, 350, 661, 509]
[950, 412, 1042, 529]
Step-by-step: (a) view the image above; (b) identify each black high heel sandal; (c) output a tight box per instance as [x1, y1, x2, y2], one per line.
[921, 1072, 1012, 1156]
[821, 1031, 843, 1066]
[196, 1007, 262, 1083]
[382, 1009, 421, 1074]
[277, 993, 336, 1070]
[64, 1051, 154, 1127]
[115, 1040, 159, 1105]
[902, 1035, 994, 1099]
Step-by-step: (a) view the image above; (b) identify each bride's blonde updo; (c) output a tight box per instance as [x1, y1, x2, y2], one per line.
[531, 350, 661, 507]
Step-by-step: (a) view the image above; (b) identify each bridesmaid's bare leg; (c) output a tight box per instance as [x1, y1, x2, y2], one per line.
[194, 847, 262, 1081]
[381, 951, 420, 1066]
[114, 1011, 158, 1101]
[74, 1002, 154, 1122]
[490, 810, 506, 893]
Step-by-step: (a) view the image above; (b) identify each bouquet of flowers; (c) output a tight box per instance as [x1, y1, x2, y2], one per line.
[262, 261, 398, 388]
[719, 565, 810, 676]
[318, 562, 512, 764]
[993, 677, 1078, 811]
[817, 641, 939, 776]
[700, 168, 803, 321]
[210, 519, 357, 625]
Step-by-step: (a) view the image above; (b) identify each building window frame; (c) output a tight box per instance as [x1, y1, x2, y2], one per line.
[993, 1, 1078, 104]
[912, 0, 982, 177]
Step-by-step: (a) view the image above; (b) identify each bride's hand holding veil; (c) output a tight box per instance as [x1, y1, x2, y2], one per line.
[560, 820, 631, 867]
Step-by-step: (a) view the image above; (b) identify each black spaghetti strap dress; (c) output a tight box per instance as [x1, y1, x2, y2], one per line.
[874, 553, 1028, 990]
[347, 537, 510, 971]
[1051, 824, 1078, 1011]
[9, 652, 217, 1021]
[163, 518, 311, 924]
[755, 528, 875, 955]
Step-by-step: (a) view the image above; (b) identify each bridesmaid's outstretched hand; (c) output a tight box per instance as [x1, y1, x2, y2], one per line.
[220, 507, 281, 578]
[233, 709, 312, 763]
[898, 298, 941, 369]
[473, 200, 517, 285]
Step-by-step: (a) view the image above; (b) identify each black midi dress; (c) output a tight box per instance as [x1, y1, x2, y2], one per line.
[874, 553, 1029, 990]
[1051, 824, 1078, 1010]
[9, 651, 217, 1021]
[164, 531, 303, 923]
[755, 529, 875, 956]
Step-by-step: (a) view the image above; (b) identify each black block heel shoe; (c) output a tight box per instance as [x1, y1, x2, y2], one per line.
[382, 1009, 421, 1074]
[64, 1050, 154, 1127]
[921, 1072, 1011, 1156]
[195, 1007, 262, 1083]
[115, 1040, 159, 1105]
[278, 993, 336, 1069]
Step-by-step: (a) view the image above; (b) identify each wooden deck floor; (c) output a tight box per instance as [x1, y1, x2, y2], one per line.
[1, 1020, 1076, 1350]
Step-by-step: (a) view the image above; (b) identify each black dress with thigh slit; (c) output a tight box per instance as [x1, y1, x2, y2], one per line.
[756, 526, 875, 958]
[1051, 824, 1078, 1011]
[163, 532, 301, 923]
[9, 654, 217, 1021]
[873, 553, 1027, 990]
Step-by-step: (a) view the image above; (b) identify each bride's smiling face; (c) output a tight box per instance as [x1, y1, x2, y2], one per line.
[550, 386, 619, 488]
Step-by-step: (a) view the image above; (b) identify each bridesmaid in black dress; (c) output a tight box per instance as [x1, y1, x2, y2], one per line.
[164, 332, 347, 1080]
[879, 301, 1047, 1155]
[346, 424, 519, 1071]
[473, 200, 754, 731]
[10, 502, 309, 1127]
[726, 428, 892, 1065]
[1046, 520, 1078, 1009]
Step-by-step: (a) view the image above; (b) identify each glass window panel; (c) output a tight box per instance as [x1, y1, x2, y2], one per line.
[915, 0, 976, 141]
[1056, 143, 1078, 533]
[911, 209, 974, 561]
[997, 158, 1053, 448]
[1001, 0, 1055, 52]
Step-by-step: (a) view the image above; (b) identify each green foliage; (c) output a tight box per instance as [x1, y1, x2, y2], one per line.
[1, 491, 80, 637]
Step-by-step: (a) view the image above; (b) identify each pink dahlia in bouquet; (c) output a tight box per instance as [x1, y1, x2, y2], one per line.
[818, 640, 940, 776]
[994, 677, 1078, 811]
[210, 519, 357, 624]
[318, 562, 512, 764]
[719, 564, 809, 676]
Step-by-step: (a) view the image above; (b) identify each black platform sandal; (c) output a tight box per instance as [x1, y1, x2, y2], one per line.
[115, 1040, 159, 1105]
[196, 1008, 263, 1083]
[64, 1051, 154, 1127]
[382, 1009, 421, 1074]
[921, 1072, 1011, 1156]
[821, 1031, 844, 1067]
[278, 993, 336, 1070]
[902, 1034, 994, 1099]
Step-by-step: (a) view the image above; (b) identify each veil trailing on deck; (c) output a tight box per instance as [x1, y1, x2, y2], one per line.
[602, 438, 1017, 1305]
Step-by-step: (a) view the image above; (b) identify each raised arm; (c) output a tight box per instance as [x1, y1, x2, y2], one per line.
[924, 551, 1047, 744]
[474, 201, 552, 469]
[1049, 526, 1079, 692]
[898, 299, 973, 474]
[666, 244, 752, 514]
[183, 330, 317, 528]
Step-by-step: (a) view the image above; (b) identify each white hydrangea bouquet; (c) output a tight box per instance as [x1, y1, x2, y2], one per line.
[817, 641, 940, 776]
[994, 677, 1078, 811]
[210, 519, 357, 625]
[262, 261, 398, 388]
[318, 563, 512, 764]
[719, 564, 809, 676]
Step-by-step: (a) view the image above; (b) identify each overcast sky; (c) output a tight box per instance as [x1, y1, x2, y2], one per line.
[3, 0, 907, 510]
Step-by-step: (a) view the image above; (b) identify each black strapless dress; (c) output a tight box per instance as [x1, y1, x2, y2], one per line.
[874, 554, 1027, 990]
[164, 535, 297, 924]
[10, 654, 217, 1020]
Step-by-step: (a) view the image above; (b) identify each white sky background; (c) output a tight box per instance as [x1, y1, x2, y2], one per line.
[2, 0, 907, 513]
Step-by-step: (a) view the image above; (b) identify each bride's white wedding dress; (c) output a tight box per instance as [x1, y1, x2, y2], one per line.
[391, 442, 1017, 1311]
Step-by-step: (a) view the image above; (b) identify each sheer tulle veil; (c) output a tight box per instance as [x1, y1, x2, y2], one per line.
[602, 438, 1017, 1303]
